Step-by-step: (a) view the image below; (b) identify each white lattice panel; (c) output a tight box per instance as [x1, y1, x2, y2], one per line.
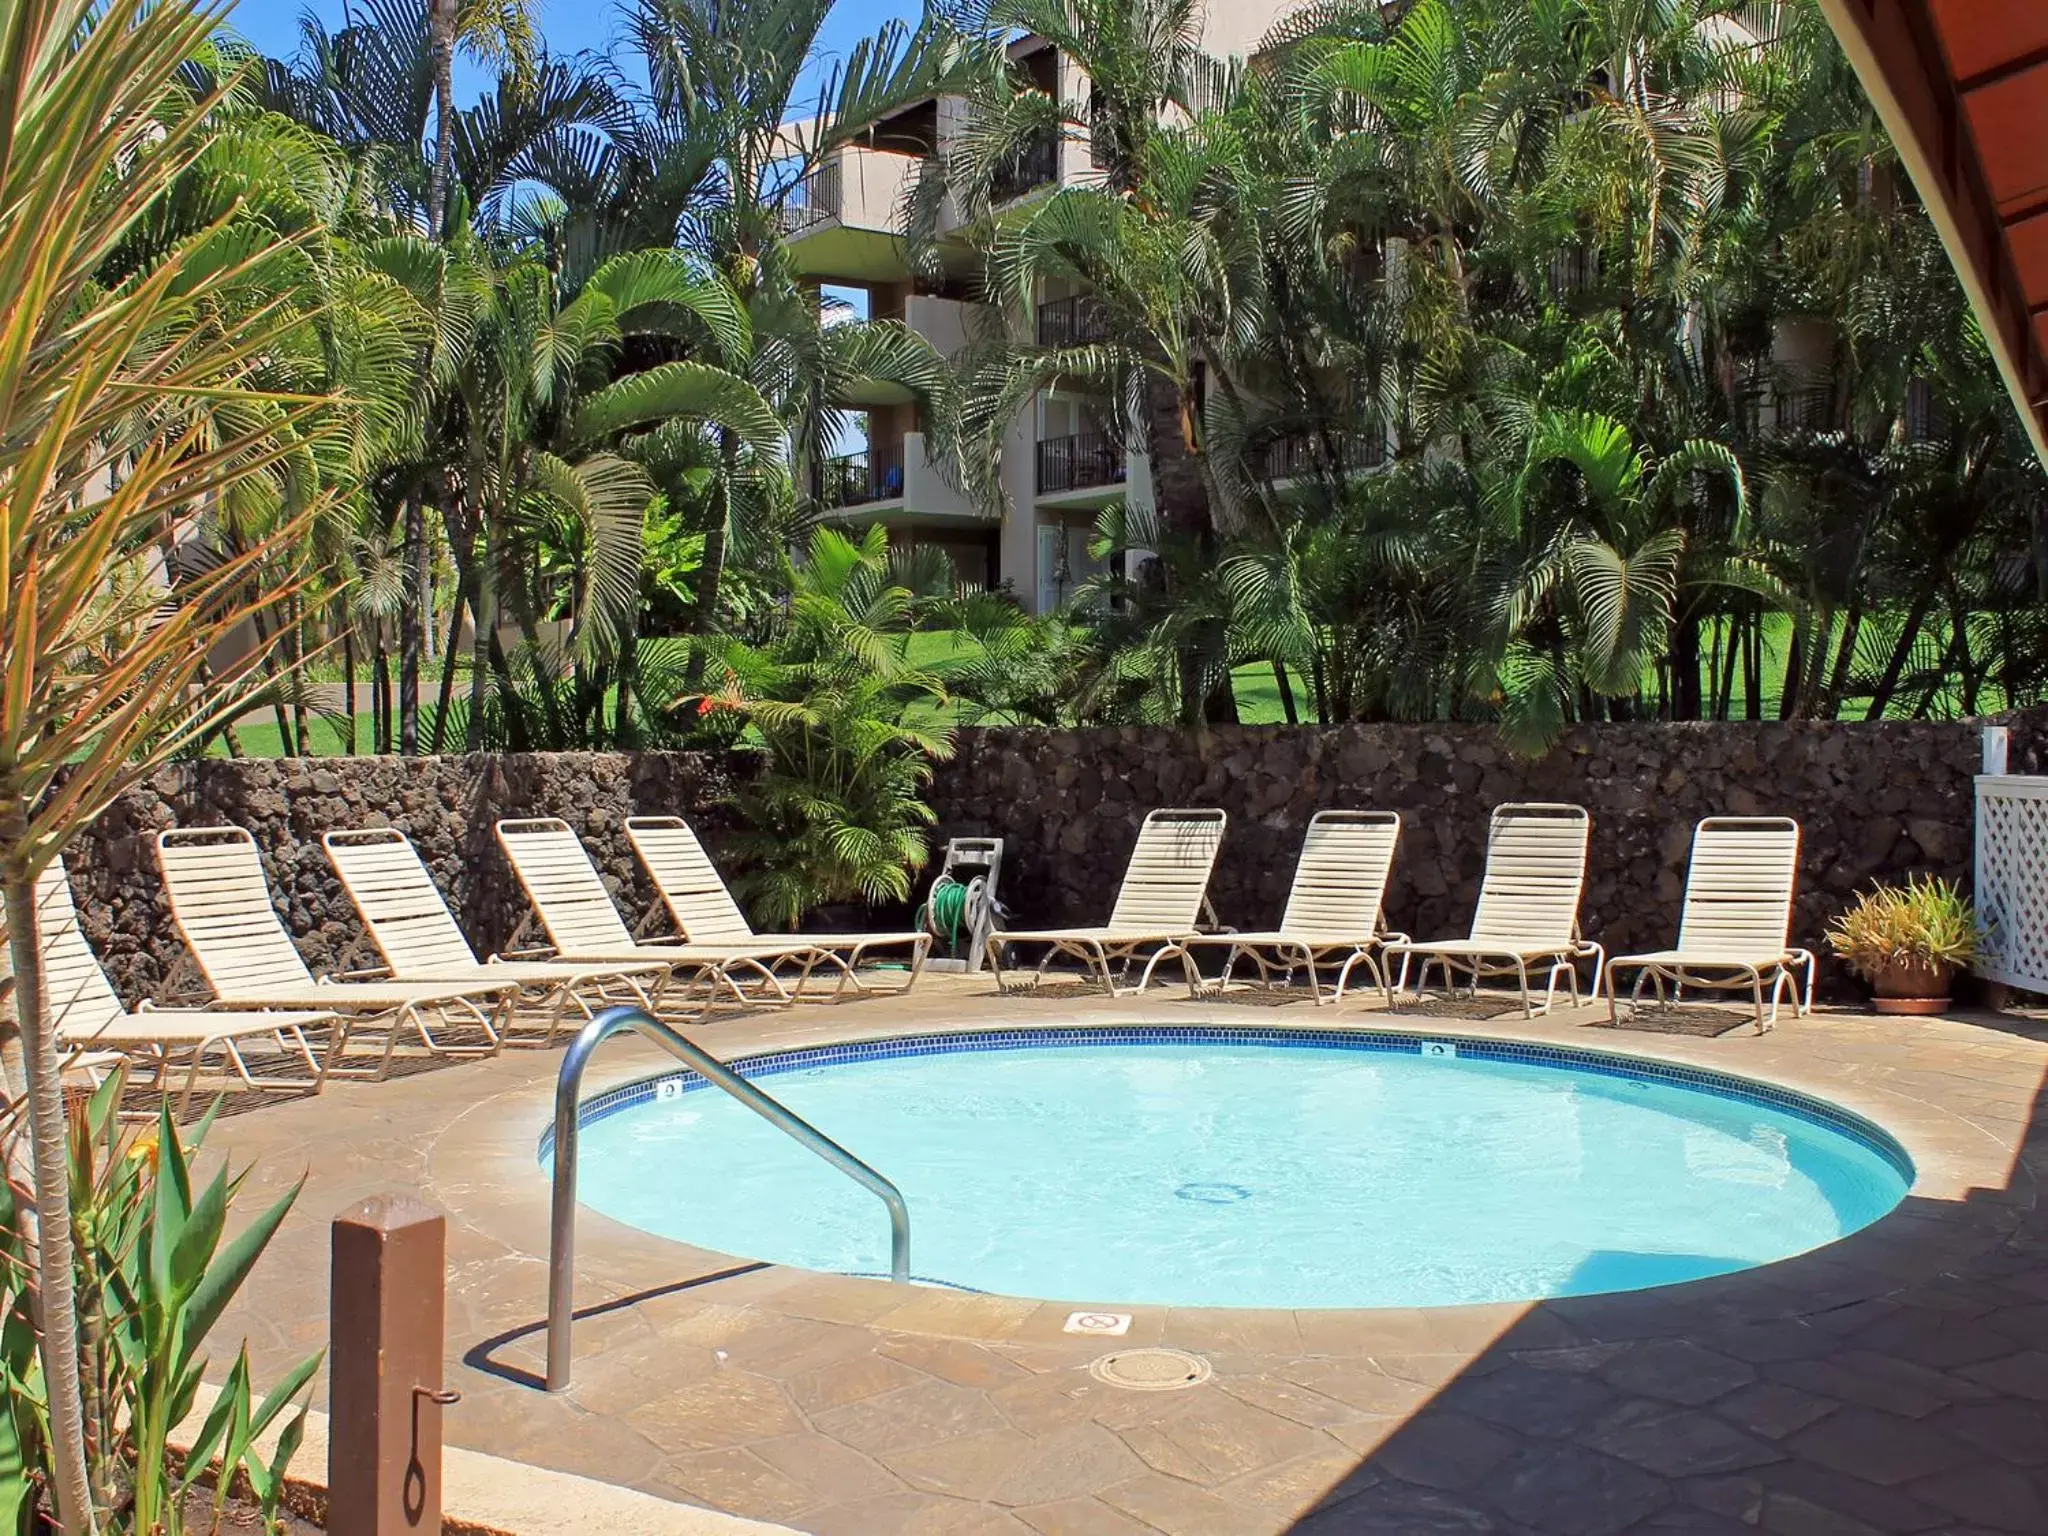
[1975, 776, 2048, 992]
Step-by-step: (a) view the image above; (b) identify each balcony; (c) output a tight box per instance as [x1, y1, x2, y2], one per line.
[1037, 295, 1109, 348]
[1264, 429, 1386, 482]
[1036, 431, 1126, 497]
[816, 440, 906, 509]
[783, 146, 925, 282]
[1546, 246, 1599, 299]
[815, 433, 978, 521]
[780, 157, 842, 236]
[1771, 384, 1836, 435]
[992, 133, 1059, 205]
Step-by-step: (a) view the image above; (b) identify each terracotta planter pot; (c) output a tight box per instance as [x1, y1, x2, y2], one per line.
[1868, 957, 1953, 1016]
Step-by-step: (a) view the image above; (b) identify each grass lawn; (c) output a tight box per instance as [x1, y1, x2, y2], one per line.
[206, 615, 2000, 756]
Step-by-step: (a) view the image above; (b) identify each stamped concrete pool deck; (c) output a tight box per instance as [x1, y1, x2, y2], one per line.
[202, 976, 2048, 1535]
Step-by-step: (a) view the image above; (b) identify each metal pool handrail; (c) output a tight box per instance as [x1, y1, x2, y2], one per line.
[546, 1005, 911, 1391]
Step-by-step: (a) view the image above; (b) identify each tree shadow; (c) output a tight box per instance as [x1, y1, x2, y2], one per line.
[1283, 1055, 2048, 1533]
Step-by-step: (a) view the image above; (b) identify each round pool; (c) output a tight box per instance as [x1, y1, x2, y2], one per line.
[551, 1028, 1912, 1309]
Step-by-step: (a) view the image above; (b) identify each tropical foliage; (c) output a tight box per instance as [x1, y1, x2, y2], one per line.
[0, 0, 352, 1522]
[942, 0, 2046, 730]
[694, 528, 956, 927]
[0, 1083, 316, 1535]
[56, 0, 2032, 767]
[1, 0, 2041, 1512]
[1826, 874, 1980, 979]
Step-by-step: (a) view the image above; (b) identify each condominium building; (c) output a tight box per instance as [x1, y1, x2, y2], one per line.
[783, 15, 1292, 613]
[781, 5, 1856, 613]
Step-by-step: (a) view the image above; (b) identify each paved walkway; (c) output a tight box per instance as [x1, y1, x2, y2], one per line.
[201, 978, 2048, 1534]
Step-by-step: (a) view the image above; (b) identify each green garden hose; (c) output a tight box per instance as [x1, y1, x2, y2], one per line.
[919, 875, 971, 955]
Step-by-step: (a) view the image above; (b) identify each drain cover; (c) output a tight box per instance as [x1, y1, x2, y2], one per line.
[1088, 1348, 1212, 1391]
[1175, 1181, 1252, 1204]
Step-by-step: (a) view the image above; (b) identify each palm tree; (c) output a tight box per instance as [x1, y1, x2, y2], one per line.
[265, 0, 606, 752]
[0, 0, 349, 1525]
[443, 245, 786, 747]
[695, 526, 954, 927]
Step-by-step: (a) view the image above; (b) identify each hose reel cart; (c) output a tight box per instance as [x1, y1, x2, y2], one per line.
[917, 838, 1005, 972]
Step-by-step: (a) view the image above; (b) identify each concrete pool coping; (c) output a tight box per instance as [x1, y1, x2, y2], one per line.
[474, 1011, 2002, 1356]
[201, 976, 2048, 1533]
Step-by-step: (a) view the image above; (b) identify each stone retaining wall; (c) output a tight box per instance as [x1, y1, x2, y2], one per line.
[927, 719, 2007, 999]
[65, 752, 743, 1002]
[55, 713, 2029, 1004]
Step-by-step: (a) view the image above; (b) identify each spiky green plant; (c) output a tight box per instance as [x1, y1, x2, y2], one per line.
[1826, 876, 1979, 981]
[0, 1077, 317, 1534]
[0, 0, 342, 1524]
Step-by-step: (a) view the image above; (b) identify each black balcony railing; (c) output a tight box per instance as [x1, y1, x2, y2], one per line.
[780, 158, 843, 234]
[992, 133, 1058, 203]
[816, 441, 906, 508]
[1905, 377, 1949, 443]
[1264, 429, 1386, 481]
[1546, 246, 1599, 299]
[1037, 295, 1110, 348]
[1771, 384, 1835, 435]
[1036, 431, 1125, 495]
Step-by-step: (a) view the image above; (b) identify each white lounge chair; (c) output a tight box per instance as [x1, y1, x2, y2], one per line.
[986, 808, 1227, 996]
[36, 860, 337, 1113]
[624, 816, 930, 997]
[323, 828, 676, 1045]
[156, 827, 515, 1079]
[1182, 810, 1406, 1005]
[1605, 816, 1814, 1033]
[494, 818, 830, 1007]
[1383, 803, 1603, 1018]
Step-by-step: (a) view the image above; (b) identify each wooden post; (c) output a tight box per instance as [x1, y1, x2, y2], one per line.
[328, 1194, 453, 1536]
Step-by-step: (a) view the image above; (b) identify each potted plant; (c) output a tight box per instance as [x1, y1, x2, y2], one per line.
[1825, 875, 1979, 1014]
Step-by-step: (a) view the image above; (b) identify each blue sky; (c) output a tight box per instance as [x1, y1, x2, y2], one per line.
[220, 0, 927, 104]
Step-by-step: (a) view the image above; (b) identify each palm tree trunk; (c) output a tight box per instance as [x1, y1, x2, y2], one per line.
[288, 592, 310, 755]
[399, 496, 425, 755]
[1271, 661, 1298, 725]
[426, 0, 460, 243]
[417, 0, 460, 754]
[1778, 623, 1803, 720]
[431, 575, 469, 754]
[1743, 615, 1761, 721]
[1, 854, 95, 1536]
[684, 431, 739, 691]
[614, 623, 639, 743]
[341, 616, 358, 756]
[1822, 604, 1863, 720]
[1668, 611, 1702, 720]
[376, 634, 394, 755]
[465, 526, 497, 752]
[1711, 615, 1736, 721]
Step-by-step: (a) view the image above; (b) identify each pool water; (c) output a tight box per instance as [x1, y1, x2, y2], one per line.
[559, 1036, 1910, 1309]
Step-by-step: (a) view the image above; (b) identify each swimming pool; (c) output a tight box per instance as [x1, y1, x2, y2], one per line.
[552, 1027, 1912, 1309]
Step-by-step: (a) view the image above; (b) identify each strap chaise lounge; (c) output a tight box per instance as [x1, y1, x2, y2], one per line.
[1605, 816, 1814, 1033]
[986, 808, 1227, 996]
[1182, 810, 1406, 1005]
[1382, 803, 1604, 1018]
[323, 828, 677, 1044]
[37, 859, 338, 1112]
[156, 827, 516, 1079]
[494, 818, 831, 1007]
[624, 815, 930, 997]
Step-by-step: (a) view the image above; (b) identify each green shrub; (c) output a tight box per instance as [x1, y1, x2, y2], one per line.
[1825, 875, 1979, 980]
[0, 1079, 317, 1533]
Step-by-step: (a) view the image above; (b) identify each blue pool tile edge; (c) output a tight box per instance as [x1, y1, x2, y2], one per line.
[540, 1024, 1917, 1185]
